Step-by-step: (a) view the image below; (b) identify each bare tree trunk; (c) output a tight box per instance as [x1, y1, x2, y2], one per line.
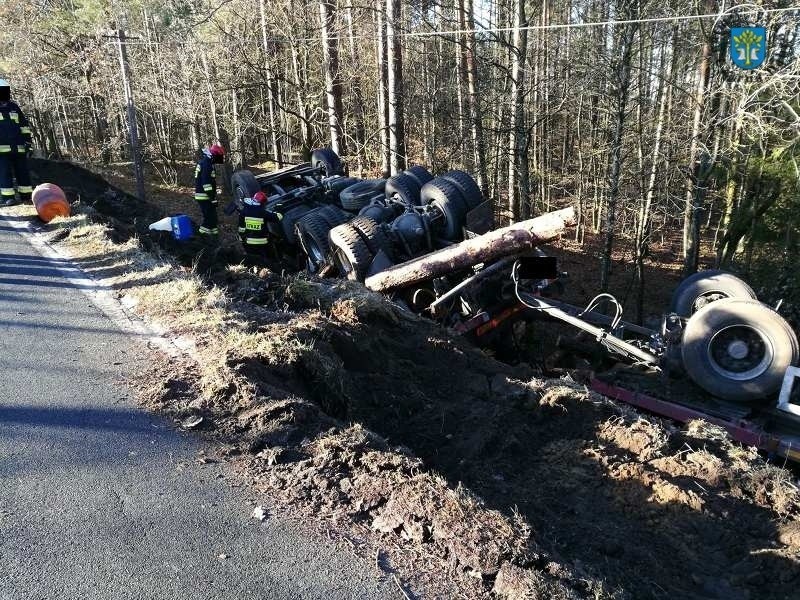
[260, 0, 283, 166]
[455, 2, 468, 164]
[599, 16, 637, 292]
[319, 0, 345, 154]
[507, 0, 528, 223]
[682, 0, 716, 276]
[375, 0, 391, 175]
[635, 30, 672, 322]
[231, 89, 244, 170]
[463, 0, 489, 199]
[200, 50, 221, 141]
[345, 4, 366, 172]
[386, 0, 406, 173]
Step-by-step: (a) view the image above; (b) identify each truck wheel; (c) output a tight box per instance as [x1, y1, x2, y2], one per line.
[317, 205, 350, 228]
[340, 179, 386, 211]
[325, 176, 360, 196]
[296, 211, 334, 272]
[440, 170, 483, 210]
[349, 216, 392, 257]
[329, 223, 374, 281]
[311, 148, 344, 177]
[681, 298, 798, 402]
[385, 173, 422, 206]
[421, 177, 469, 241]
[232, 170, 261, 203]
[403, 166, 433, 189]
[670, 270, 757, 317]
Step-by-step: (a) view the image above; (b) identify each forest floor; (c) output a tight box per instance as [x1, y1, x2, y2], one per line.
[14, 158, 800, 599]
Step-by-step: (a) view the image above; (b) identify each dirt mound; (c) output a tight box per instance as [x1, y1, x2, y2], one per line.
[143, 271, 800, 599]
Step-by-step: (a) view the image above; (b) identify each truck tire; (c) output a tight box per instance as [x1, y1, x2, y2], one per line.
[340, 179, 386, 211]
[670, 270, 757, 317]
[349, 216, 392, 257]
[403, 166, 433, 189]
[232, 170, 261, 203]
[421, 177, 469, 241]
[325, 176, 360, 196]
[317, 204, 350, 228]
[311, 148, 344, 177]
[296, 210, 334, 272]
[385, 173, 422, 206]
[440, 170, 483, 210]
[329, 223, 374, 281]
[681, 298, 798, 402]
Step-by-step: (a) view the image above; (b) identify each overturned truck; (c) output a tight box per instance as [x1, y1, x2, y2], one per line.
[230, 149, 800, 460]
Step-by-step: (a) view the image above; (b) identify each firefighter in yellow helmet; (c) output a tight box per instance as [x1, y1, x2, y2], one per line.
[0, 78, 33, 207]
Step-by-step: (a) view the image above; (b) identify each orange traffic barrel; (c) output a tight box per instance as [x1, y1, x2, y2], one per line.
[32, 183, 70, 223]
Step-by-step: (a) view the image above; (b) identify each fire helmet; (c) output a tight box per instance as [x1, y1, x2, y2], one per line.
[209, 143, 225, 157]
[253, 191, 267, 204]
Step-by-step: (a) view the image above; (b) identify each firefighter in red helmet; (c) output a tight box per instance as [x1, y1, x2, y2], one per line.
[194, 143, 225, 235]
[238, 190, 269, 257]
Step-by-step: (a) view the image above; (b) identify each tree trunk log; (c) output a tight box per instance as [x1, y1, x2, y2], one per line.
[365, 206, 576, 292]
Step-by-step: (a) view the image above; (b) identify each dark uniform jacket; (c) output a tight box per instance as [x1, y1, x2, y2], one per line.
[238, 198, 268, 248]
[194, 153, 217, 203]
[0, 101, 32, 154]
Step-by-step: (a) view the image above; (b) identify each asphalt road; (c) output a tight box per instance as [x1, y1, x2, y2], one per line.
[0, 215, 396, 600]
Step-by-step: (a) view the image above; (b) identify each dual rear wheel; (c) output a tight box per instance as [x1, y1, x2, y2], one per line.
[675, 271, 798, 402]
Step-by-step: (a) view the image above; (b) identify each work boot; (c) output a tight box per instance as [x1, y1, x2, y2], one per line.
[1, 197, 19, 207]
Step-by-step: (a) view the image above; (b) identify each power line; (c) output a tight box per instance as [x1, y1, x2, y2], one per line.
[103, 6, 798, 46]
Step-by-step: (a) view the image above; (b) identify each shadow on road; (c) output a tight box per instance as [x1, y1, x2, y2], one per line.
[0, 405, 159, 434]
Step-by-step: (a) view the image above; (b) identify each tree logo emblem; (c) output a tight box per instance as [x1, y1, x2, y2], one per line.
[730, 27, 766, 70]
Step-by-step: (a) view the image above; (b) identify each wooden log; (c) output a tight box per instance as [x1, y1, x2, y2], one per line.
[365, 206, 576, 292]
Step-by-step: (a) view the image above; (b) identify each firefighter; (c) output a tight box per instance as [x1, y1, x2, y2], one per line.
[0, 78, 33, 207]
[194, 143, 225, 235]
[238, 190, 269, 257]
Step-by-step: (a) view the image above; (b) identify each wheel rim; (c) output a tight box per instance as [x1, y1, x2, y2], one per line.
[693, 290, 731, 312]
[334, 248, 354, 276]
[707, 324, 774, 381]
[305, 236, 325, 265]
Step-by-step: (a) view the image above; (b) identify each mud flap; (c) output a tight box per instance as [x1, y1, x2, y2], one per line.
[366, 249, 394, 278]
[464, 201, 494, 237]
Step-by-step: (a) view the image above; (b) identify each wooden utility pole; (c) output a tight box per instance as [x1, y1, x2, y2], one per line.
[115, 28, 146, 202]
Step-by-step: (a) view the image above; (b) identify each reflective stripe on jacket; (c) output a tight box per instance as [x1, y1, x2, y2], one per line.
[0, 101, 32, 151]
[238, 198, 269, 247]
[194, 154, 216, 201]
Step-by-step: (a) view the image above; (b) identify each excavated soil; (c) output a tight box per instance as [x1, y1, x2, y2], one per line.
[31, 159, 800, 598]
[139, 272, 800, 599]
